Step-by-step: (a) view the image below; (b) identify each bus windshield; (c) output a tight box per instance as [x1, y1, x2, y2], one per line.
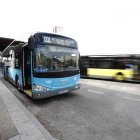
[34, 44, 79, 73]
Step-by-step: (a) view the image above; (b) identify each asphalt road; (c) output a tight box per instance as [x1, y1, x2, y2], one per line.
[1, 77, 140, 140]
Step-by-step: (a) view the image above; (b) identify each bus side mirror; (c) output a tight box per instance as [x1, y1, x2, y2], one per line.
[28, 37, 35, 51]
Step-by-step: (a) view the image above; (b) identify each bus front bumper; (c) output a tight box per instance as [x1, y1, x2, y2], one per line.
[32, 84, 80, 99]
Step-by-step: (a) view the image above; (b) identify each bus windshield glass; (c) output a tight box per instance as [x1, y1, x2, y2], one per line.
[34, 44, 79, 73]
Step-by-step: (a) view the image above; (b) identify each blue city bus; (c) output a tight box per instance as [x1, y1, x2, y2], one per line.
[2, 32, 80, 99]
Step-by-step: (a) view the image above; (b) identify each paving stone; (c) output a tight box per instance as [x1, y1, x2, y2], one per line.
[0, 115, 14, 132]
[0, 96, 5, 111]
[0, 108, 10, 122]
[19, 127, 43, 140]
[9, 135, 20, 140]
[0, 127, 18, 140]
[15, 120, 35, 134]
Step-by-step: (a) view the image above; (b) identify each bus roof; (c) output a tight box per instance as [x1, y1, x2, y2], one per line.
[81, 54, 140, 64]
[31, 32, 78, 48]
[33, 32, 76, 41]
[81, 54, 140, 58]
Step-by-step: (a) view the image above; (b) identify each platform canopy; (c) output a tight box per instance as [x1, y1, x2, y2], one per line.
[0, 37, 24, 52]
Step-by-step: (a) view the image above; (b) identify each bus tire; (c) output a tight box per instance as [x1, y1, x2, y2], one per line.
[115, 73, 125, 81]
[15, 76, 20, 90]
[4, 71, 6, 79]
[4, 71, 8, 80]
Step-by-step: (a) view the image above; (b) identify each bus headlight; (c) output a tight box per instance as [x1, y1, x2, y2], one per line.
[76, 80, 80, 85]
[33, 84, 50, 91]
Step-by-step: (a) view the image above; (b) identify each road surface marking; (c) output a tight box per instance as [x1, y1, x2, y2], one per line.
[123, 96, 140, 102]
[88, 90, 104, 94]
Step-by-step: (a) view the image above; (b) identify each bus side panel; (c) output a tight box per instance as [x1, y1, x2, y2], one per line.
[121, 69, 134, 79]
[87, 68, 134, 79]
[8, 67, 23, 88]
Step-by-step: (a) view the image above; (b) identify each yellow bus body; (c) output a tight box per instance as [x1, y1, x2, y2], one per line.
[87, 68, 134, 81]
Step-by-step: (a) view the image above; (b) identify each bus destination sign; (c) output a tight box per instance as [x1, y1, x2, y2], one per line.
[43, 36, 77, 47]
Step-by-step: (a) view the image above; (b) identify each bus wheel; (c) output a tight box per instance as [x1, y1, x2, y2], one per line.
[16, 76, 20, 89]
[4, 71, 6, 79]
[115, 73, 125, 81]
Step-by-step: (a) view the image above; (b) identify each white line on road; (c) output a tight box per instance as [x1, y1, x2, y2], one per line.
[123, 96, 140, 102]
[88, 90, 104, 95]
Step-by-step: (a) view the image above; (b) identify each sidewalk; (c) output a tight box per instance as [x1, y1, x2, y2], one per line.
[0, 78, 56, 140]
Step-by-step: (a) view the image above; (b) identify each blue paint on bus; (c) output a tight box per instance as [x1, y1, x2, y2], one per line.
[2, 32, 80, 99]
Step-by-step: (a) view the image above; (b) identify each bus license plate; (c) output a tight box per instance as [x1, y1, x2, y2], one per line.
[59, 89, 68, 94]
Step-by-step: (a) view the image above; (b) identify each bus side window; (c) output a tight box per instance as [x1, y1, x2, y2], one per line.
[15, 54, 22, 68]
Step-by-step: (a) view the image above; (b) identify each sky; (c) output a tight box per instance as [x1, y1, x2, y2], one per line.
[0, 0, 140, 55]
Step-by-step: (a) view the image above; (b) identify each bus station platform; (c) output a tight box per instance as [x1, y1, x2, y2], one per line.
[0, 78, 56, 140]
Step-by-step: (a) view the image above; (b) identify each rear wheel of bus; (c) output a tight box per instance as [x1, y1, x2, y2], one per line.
[15, 76, 20, 90]
[114, 73, 125, 81]
[4, 71, 6, 79]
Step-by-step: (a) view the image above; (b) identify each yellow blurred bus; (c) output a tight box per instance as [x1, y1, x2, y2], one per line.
[80, 55, 140, 81]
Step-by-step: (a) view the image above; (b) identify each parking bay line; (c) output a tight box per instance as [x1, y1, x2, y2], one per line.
[88, 90, 104, 95]
[123, 96, 140, 102]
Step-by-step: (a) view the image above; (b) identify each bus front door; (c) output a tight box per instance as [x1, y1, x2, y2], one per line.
[22, 47, 31, 90]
